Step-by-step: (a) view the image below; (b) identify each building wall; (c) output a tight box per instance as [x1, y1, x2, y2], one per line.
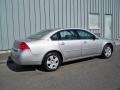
[0, 0, 120, 50]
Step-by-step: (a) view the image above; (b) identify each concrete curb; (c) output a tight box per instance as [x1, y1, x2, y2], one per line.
[0, 51, 10, 61]
[115, 40, 120, 46]
[0, 50, 11, 54]
[0, 60, 7, 64]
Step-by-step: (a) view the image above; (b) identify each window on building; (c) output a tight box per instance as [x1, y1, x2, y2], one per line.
[89, 14, 99, 29]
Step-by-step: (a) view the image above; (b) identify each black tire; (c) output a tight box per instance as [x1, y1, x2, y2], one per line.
[42, 52, 62, 72]
[101, 44, 113, 59]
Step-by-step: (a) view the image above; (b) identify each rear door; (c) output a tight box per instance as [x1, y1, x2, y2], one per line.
[77, 30, 102, 57]
[58, 30, 82, 61]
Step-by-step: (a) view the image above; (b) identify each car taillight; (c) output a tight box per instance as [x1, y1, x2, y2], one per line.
[19, 42, 30, 51]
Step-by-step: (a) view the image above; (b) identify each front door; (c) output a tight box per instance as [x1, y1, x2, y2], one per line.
[77, 30, 102, 57]
[81, 39, 102, 57]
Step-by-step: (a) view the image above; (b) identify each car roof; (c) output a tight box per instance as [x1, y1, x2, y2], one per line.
[47, 28, 90, 33]
[52, 28, 88, 31]
[50, 28, 94, 34]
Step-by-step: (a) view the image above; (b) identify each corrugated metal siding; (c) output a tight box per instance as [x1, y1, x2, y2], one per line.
[119, 0, 120, 39]
[0, 0, 120, 50]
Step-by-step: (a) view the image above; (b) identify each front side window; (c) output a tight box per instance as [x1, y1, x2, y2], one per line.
[77, 30, 95, 39]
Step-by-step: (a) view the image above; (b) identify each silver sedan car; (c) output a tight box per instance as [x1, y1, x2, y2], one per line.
[11, 28, 115, 71]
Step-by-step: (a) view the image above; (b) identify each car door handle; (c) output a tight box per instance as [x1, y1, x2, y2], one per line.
[60, 42, 65, 45]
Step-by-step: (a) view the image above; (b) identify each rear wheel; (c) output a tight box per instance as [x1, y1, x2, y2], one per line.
[42, 52, 62, 71]
[101, 44, 112, 59]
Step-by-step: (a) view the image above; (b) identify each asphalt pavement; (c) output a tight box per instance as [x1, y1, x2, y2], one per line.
[0, 46, 120, 90]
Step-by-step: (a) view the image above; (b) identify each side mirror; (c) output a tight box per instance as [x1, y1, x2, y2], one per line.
[92, 36, 96, 40]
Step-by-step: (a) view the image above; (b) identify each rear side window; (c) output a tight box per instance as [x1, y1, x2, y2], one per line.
[59, 30, 78, 40]
[51, 30, 78, 41]
[51, 33, 58, 40]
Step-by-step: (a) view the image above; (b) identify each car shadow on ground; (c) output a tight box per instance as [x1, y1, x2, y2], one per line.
[62, 57, 96, 66]
[7, 56, 98, 72]
[6, 57, 44, 72]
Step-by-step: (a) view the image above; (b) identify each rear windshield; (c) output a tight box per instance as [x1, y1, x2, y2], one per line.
[28, 30, 53, 39]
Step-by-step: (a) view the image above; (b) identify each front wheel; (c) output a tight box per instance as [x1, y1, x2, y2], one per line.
[101, 44, 113, 59]
[42, 52, 62, 71]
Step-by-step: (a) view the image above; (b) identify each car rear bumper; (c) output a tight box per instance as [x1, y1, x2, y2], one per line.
[11, 48, 42, 65]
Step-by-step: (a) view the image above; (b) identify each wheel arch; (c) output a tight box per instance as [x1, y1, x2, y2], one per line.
[42, 50, 64, 64]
